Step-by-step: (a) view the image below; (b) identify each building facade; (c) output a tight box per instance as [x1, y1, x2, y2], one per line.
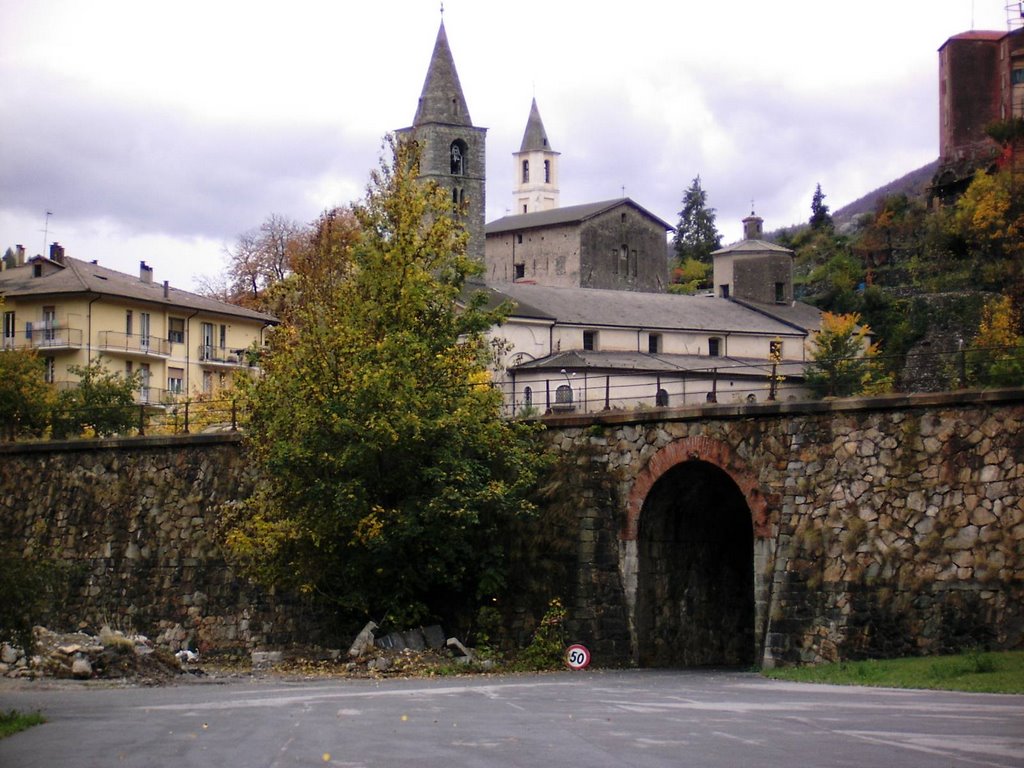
[933, 22, 1024, 201]
[484, 199, 672, 292]
[0, 245, 274, 403]
[479, 280, 816, 415]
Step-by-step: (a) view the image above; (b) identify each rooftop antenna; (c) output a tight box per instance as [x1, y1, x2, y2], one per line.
[1008, 1, 1024, 31]
[621, 185, 626, 198]
[41, 210, 53, 256]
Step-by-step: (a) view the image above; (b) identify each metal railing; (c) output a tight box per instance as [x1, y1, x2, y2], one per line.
[97, 331, 171, 357]
[494, 344, 1024, 417]
[1, 397, 246, 442]
[197, 345, 255, 366]
[2, 326, 84, 352]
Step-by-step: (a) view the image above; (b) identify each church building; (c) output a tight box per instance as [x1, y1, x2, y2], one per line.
[403, 19, 821, 414]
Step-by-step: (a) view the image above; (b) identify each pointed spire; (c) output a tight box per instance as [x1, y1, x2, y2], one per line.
[413, 21, 472, 126]
[519, 98, 553, 152]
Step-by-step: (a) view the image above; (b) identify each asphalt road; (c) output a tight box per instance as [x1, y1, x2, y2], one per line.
[1, 669, 1022, 767]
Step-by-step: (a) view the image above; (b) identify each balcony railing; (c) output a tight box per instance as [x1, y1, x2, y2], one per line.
[198, 345, 254, 367]
[3, 326, 84, 352]
[97, 331, 171, 357]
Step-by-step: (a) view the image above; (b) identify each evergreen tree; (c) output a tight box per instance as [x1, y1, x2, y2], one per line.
[810, 183, 833, 231]
[673, 176, 722, 265]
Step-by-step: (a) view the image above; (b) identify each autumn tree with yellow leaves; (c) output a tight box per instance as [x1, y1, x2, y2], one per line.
[804, 312, 890, 398]
[219, 136, 543, 634]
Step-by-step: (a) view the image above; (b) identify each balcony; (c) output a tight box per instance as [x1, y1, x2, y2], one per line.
[2, 326, 84, 352]
[198, 345, 255, 368]
[97, 331, 171, 358]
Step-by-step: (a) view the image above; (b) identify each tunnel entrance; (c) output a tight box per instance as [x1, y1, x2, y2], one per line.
[635, 459, 755, 667]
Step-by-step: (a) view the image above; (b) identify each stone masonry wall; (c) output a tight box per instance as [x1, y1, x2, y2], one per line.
[2, 391, 1022, 666]
[0, 434, 319, 654]
[539, 390, 1024, 666]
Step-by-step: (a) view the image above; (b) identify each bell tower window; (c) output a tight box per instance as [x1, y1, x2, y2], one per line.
[450, 140, 467, 175]
[522, 160, 529, 183]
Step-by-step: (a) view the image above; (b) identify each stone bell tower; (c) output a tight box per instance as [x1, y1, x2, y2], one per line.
[397, 20, 487, 261]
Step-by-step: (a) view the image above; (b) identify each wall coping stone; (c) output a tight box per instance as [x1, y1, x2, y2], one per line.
[534, 387, 1024, 428]
[0, 432, 244, 456]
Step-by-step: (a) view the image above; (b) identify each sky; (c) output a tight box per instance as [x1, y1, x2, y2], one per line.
[0, 0, 1017, 291]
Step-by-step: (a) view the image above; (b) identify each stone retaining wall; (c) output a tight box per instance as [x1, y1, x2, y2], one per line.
[2, 391, 1022, 666]
[0, 434, 319, 654]
[538, 390, 1024, 666]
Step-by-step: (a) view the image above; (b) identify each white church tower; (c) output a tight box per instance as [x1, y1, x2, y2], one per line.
[512, 98, 560, 214]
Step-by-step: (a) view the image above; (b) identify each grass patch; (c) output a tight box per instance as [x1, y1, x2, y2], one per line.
[762, 650, 1024, 694]
[0, 710, 45, 739]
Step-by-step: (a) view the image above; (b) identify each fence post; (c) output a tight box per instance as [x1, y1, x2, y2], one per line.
[959, 344, 968, 389]
[231, 399, 238, 432]
[138, 404, 145, 437]
[183, 400, 190, 435]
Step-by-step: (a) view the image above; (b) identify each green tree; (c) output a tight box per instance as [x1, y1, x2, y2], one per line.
[52, 359, 140, 438]
[0, 349, 53, 441]
[667, 257, 711, 295]
[810, 183, 833, 231]
[0, 547, 70, 653]
[804, 312, 889, 397]
[220, 135, 544, 634]
[672, 176, 722, 265]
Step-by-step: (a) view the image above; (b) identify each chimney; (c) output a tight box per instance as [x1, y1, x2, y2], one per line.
[49, 242, 65, 264]
[16, 244, 26, 266]
[140, 261, 153, 283]
[742, 212, 764, 240]
[163, 280, 169, 299]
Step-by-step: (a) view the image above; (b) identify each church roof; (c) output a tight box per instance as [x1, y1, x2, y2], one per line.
[512, 349, 807, 379]
[412, 21, 472, 127]
[486, 283, 805, 337]
[710, 238, 793, 256]
[519, 98, 555, 153]
[486, 198, 673, 234]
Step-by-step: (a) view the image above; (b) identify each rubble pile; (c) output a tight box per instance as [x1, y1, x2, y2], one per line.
[0, 622, 490, 684]
[1, 626, 187, 683]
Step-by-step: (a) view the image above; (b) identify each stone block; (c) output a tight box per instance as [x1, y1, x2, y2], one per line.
[422, 625, 445, 650]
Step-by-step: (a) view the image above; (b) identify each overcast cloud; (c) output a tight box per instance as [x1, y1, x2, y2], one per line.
[0, 0, 1015, 290]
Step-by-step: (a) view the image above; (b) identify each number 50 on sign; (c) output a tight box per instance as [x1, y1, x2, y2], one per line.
[565, 644, 591, 670]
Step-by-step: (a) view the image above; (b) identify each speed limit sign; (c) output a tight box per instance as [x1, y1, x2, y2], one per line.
[565, 644, 591, 670]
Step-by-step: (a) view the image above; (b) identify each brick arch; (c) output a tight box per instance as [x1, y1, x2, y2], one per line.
[622, 436, 770, 541]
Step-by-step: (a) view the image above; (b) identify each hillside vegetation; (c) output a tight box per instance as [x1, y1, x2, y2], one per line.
[775, 145, 1023, 392]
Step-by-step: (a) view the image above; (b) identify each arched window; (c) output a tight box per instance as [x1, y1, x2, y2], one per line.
[544, 159, 551, 183]
[523, 386, 533, 407]
[656, 389, 669, 407]
[450, 140, 467, 175]
[522, 159, 530, 183]
[555, 384, 573, 404]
